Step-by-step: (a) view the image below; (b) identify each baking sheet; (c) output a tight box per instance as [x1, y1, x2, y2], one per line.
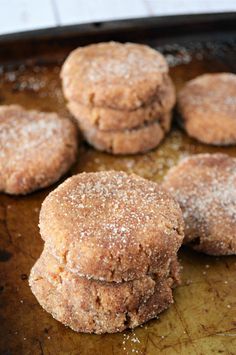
[0, 14, 236, 355]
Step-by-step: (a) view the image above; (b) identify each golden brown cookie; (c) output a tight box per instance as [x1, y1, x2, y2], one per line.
[67, 75, 176, 131]
[40, 171, 184, 282]
[178, 73, 236, 145]
[76, 112, 172, 155]
[163, 153, 236, 255]
[61, 42, 168, 111]
[29, 249, 180, 334]
[0, 105, 78, 195]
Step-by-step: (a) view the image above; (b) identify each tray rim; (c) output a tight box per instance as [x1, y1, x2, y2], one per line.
[0, 12, 236, 43]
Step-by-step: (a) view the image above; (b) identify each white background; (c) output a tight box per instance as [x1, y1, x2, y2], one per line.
[0, 0, 235, 35]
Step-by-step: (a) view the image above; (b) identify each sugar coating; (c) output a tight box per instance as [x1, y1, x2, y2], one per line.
[0, 105, 78, 194]
[178, 73, 236, 145]
[29, 249, 180, 333]
[40, 171, 184, 282]
[163, 153, 236, 255]
[61, 42, 168, 110]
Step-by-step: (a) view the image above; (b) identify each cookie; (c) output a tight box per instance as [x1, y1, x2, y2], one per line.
[67, 75, 176, 131]
[29, 249, 180, 334]
[163, 153, 236, 255]
[61, 42, 168, 111]
[178, 73, 236, 145]
[40, 171, 184, 282]
[76, 112, 172, 155]
[0, 105, 78, 195]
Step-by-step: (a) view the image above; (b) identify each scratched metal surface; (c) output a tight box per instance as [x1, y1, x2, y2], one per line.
[0, 18, 236, 355]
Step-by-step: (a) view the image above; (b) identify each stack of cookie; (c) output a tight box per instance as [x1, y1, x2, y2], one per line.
[29, 171, 184, 334]
[61, 42, 176, 155]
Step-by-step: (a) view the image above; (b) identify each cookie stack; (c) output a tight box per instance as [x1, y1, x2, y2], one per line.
[61, 42, 176, 155]
[29, 171, 184, 334]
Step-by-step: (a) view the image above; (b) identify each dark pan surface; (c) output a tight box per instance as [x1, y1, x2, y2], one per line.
[0, 14, 236, 355]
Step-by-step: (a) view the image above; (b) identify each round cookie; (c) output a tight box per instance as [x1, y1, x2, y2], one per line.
[29, 249, 180, 333]
[163, 153, 236, 255]
[76, 112, 172, 155]
[178, 73, 236, 145]
[68, 76, 176, 131]
[40, 171, 184, 282]
[61, 42, 168, 111]
[0, 105, 78, 195]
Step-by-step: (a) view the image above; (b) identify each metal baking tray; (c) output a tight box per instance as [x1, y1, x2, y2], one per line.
[0, 13, 236, 355]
